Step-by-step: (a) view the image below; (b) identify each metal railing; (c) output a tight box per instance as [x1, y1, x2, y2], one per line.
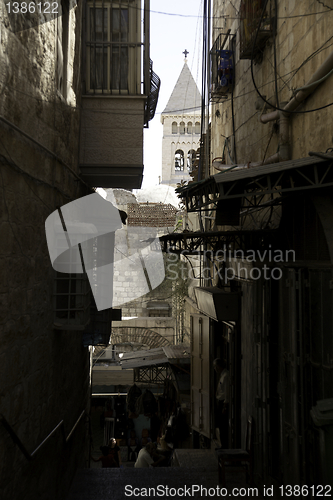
[144, 60, 160, 126]
[0, 410, 87, 461]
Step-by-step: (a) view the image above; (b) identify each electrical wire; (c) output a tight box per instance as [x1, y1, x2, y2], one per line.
[250, 0, 333, 114]
[4, 33, 333, 118]
[273, 0, 279, 109]
[316, 0, 333, 10]
[230, 35, 237, 164]
[149, 7, 332, 20]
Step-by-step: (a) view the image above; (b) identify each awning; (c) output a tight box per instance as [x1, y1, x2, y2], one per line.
[120, 345, 190, 370]
[176, 154, 333, 212]
[194, 287, 239, 321]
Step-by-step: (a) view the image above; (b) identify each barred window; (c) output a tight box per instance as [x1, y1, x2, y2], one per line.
[86, 0, 141, 94]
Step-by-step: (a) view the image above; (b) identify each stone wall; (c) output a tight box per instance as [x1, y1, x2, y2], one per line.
[0, 5, 92, 500]
[211, 0, 333, 171]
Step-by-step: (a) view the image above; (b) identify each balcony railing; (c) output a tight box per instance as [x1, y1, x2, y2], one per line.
[144, 60, 160, 126]
[210, 32, 234, 101]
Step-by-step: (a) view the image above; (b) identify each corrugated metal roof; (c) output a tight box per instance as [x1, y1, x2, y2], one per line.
[120, 345, 190, 370]
[214, 155, 329, 184]
[176, 155, 332, 194]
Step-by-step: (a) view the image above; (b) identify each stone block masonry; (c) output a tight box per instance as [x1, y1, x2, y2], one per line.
[0, 4, 92, 500]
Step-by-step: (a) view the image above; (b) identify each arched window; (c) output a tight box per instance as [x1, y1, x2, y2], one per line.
[187, 149, 196, 170]
[172, 122, 177, 134]
[195, 122, 200, 134]
[187, 122, 192, 134]
[175, 150, 184, 171]
[179, 122, 185, 134]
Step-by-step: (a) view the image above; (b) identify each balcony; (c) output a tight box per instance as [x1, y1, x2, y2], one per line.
[210, 33, 235, 101]
[79, 0, 152, 190]
[144, 60, 161, 126]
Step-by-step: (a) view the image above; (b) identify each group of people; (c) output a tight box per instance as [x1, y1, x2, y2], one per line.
[92, 436, 168, 469]
[92, 360, 228, 469]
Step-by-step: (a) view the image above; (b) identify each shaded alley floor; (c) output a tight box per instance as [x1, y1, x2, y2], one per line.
[67, 449, 282, 500]
[75, 410, 281, 499]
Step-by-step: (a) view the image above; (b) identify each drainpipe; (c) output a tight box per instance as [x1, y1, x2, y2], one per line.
[261, 103, 290, 164]
[261, 50, 333, 122]
[213, 106, 289, 169]
[260, 51, 333, 163]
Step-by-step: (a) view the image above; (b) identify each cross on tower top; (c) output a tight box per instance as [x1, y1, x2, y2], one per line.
[183, 49, 189, 59]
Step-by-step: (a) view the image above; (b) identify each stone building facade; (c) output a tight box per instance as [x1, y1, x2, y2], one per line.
[210, 0, 333, 171]
[0, 1, 157, 499]
[0, 3, 92, 500]
[171, 0, 333, 490]
[161, 60, 201, 187]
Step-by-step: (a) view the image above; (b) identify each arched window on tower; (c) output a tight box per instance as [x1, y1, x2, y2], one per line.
[172, 122, 178, 134]
[175, 150, 184, 171]
[187, 149, 196, 171]
[179, 122, 185, 134]
[187, 122, 193, 134]
[195, 122, 200, 134]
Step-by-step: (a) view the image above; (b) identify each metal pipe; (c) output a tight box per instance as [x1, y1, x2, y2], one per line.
[263, 105, 290, 164]
[261, 50, 333, 123]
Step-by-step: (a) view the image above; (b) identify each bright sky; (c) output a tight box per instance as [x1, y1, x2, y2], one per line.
[142, 0, 204, 188]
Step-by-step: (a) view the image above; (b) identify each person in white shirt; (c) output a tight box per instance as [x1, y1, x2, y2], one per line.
[213, 358, 230, 447]
[134, 443, 165, 468]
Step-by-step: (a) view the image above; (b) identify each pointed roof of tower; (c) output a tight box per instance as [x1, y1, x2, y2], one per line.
[162, 60, 201, 115]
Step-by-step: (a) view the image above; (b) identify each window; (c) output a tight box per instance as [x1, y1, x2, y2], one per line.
[149, 310, 170, 317]
[175, 150, 184, 171]
[179, 121, 185, 134]
[195, 122, 200, 134]
[53, 235, 91, 330]
[210, 34, 234, 97]
[239, 0, 273, 59]
[172, 122, 178, 134]
[187, 122, 192, 134]
[147, 301, 170, 317]
[54, 272, 91, 330]
[187, 149, 196, 170]
[86, 0, 141, 94]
